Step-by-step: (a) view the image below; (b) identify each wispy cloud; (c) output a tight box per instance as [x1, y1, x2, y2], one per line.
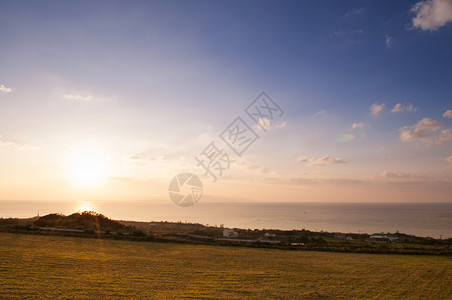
[254, 118, 286, 130]
[379, 171, 411, 179]
[0, 84, 13, 94]
[283, 177, 363, 186]
[0, 135, 37, 150]
[297, 156, 310, 163]
[391, 103, 403, 112]
[400, 118, 452, 144]
[236, 158, 269, 174]
[126, 154, 167, 164]
[343, 7, 364, 18]
[352, 122, 365, 129]
[390, 103, 417, 113]
[62, 93, 94, 102]
[370, 102, 385, 116]
[385, 35, 395, 49]
[446, 155, 452, 169]
[256, 117, 271, 131]
[313, 110, 327, 117]
[443, 109, 452, 118]
[411, 0, 452, 31]
[308, 155, 348, 167]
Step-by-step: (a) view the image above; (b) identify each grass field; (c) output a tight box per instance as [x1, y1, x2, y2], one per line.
[0, 232, 451, 299]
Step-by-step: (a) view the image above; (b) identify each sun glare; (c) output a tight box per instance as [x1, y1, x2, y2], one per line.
[66, 147, 108, 187]
[76, 201, 95, 212]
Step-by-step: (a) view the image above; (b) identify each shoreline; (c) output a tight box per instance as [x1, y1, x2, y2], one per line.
[2, 213, 451, 256]
[1, 201, 452, 239]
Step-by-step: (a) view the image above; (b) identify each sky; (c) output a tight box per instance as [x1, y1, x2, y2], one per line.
[0, 0, 451, 208]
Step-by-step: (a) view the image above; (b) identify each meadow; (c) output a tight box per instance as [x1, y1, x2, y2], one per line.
[0, 232, 451, 299]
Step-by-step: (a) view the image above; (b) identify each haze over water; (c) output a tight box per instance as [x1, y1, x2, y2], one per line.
[2, 200, 451, 239]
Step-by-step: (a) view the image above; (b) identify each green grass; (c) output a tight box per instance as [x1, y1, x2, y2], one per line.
[0, 233, 451, 299]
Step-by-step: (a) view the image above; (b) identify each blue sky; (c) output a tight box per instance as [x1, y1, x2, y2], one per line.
[0, 0, 451, 205]
[2, 1, 451, 118]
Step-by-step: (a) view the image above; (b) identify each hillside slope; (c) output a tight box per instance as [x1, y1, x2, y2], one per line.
[33, 211, 127, 232]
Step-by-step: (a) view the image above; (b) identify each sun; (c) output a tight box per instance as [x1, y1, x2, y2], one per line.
[66, 147, 108, 187]
[76, 200, 95, 212]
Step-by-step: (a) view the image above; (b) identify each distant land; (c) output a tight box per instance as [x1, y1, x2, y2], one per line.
[2, 201, 452, 239]
[1, 211, 451, 255]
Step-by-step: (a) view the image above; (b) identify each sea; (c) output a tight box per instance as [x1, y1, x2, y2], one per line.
[1, 200, 451, 239]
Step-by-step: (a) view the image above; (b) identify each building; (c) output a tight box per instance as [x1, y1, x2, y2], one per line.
[334, 233, 346, 240]
[223, 228, 238, 238]
[387, 234, 399, 242]
[334, 233, 353, 240]
[366, 233, 399, 243]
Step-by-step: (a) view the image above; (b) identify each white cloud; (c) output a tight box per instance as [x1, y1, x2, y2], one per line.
[439, 128, 452, 141]
[443, 110, 452, 118]
[256, 117, 271, 130]
[446, 155, 452, 169]
[391, 103, 403, 112]
[385, 35, 395, 49]
[411, 0, 452, 31]
[352, 122, 365, 129]
[298, 155, 349, 167]
[379, 171, 411, 179]
[370, 102, 385, 116]
[390, 103, 417, 113]
[297, 156, 310, 163]
[400, 118, 452, 144]
[308, 155, 348, 167]
[254, 118, 286, 130]
[62, 93, 94, 102]
[0, 84, 13, 94]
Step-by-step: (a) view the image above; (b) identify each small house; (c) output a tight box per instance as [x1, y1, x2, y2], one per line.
[334, 233, 346, 240]
[223, 228, 238, 238]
